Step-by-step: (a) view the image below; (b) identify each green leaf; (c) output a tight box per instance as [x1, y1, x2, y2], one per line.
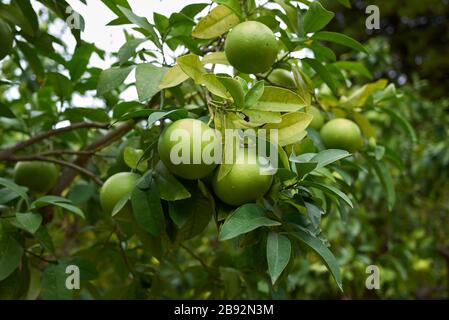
[292, 66, 313, 107]
[16, 213, 42, 234]
[0, 102, 16, 118]
[242, 110, 282, 125]
[64, 107, 109, 123]
[97, 66, 134, 95]
[302, 58, 338, 95]
[337, 0, 351, 8]
[368, 159, 396, 211]
[159, 64, 190, 89]
[32, 196, 85, 219]
[0, 188, 20, 205]
[378, 106, 417, 144]
[154, 161, 191, 201]
[245, 81, 265, 108]
[111, 192, 131, 217]
[303, 181, 353, 208]
[35, 227, 55, 254]
[192, 5, 240, 39]
[264, 112, 312, 146]
[177, 54, 206, 83]
[117, 5, 161, 48]
[291, 229, 343, 291]
[213, 0, 243, 17]
[131, 174, 165, 236]
[118, 38, 146, 64]
[219, 204, 281, 241]
[41, 257, 98, 300]
[312, 31, 367, 53]
[353, 112, 376, 139]
[311, 149, 351, 168]
[136, 63, 168, 102]
[332, 61, 373, 80]
[305, 201, 323, 228]
[41, 264, 73, 300]
[200, 73, 229, 98]
[266, 232, 291, 284]
[250, 86, 306, 112]
[168, 181, 214, 241]
[202, 52, 229, 65]
[46, 72, 74, 99]
[218, 76, 245, 108]
[123, 147, 148, 172]
[0, 235, 23, 281]
[303, 2, 334, 33]
[0, 178, 29, 207]
[340, 79, 388, 108]
[147, 109, 188, 128]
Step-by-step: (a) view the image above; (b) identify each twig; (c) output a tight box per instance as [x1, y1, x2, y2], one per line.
[25, 250, 58, 265]
[51, 120, 135, 194]
[38, 150, 96, 157]
[0, 121, 110, 159]
[180, 243, 210, 272]
[8, 155, 103, 186]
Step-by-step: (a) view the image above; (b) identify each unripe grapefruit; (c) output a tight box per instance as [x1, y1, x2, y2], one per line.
[14, 161, 59, 193]
[320, 118, 363, 152]
[212, 148, 274, 206]
[306, 106, 325, 130]
[100, 172, 140, 215]
[224, 21, 278, 74]
[158, 118, 218, 180]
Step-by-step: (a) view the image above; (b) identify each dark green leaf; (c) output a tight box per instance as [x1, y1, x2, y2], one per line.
[131, 175, 165, 236]
[136, 63, 168, 102]
[97, 66, 134, 95]
[291, 228, 343, 291]
[313, 31, 367, 53]
[266, 232, 291, 284]
[303, 2, 334, 33]
[219, 204, 281, 241]
[154, 161, 191, 201]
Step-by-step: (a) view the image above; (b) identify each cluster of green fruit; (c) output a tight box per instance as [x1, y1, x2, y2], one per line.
[101, 118, 274, 216]
[224, 20, 364, 153]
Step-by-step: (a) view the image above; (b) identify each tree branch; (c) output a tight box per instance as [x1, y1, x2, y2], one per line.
[0, 121, 110, 159]
[51, 120, 135, 195]
[8, 155, 103, 186]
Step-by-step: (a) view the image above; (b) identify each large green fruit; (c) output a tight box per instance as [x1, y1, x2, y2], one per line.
[212, 148, 274, 206]
[224, 21, 278, 74]
[100, 172, 140, 215]
[158, 118, 218, 180]
[306, 106, 325, 130]
[320, 118, 363, 152]
[14, 161, 59, 193]
[267, 69, 296, 88]
[0, 20, 13, 61]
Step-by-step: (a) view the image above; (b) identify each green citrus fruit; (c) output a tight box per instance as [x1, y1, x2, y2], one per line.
[14, 161, 59, 193]
[0, 20, 13, 61]
[158, 118, 218, 180]
[212, 148, 274, 206]
[225, 21, 278, 74]
[320, 118, 363, 152]
[267, 69, 296, 88]
[100, 172, 140, 216]
[306, 106, 325, 130]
